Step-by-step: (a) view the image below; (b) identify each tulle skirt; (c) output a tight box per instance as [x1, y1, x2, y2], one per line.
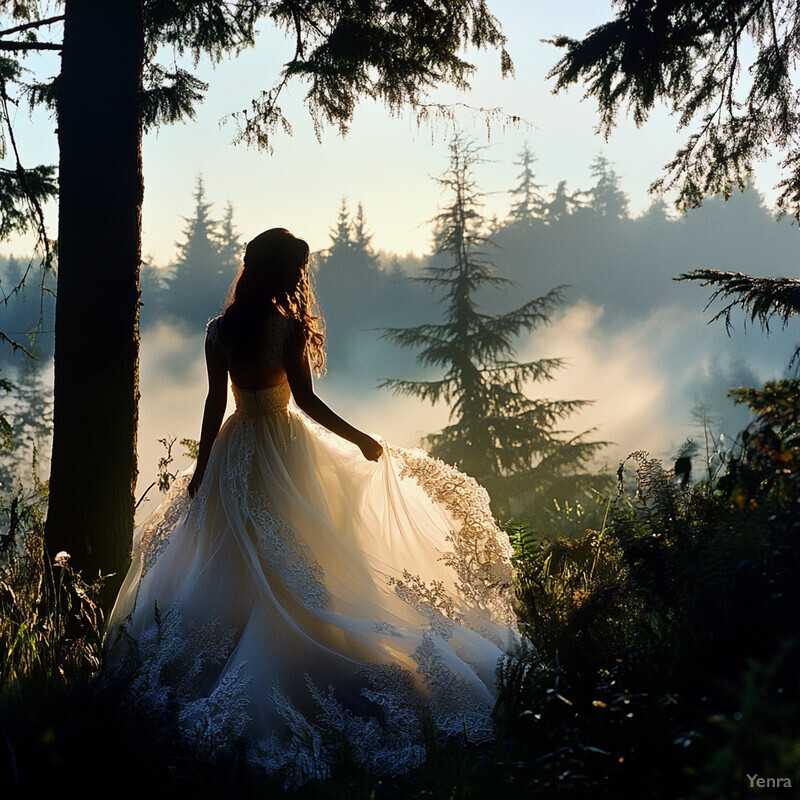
[104, 383, 519, 785]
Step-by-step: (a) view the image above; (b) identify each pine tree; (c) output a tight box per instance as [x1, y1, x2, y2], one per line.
[381, 135, 606, 516]
[508, 143, 545, 224]
[218, 201, 244, 273]
[588, 154, 629, 219]
[352, 202, 376, 258]
[330, 198, 353, 253]
[544, 180, 586, 222]
[165, 177, 236, 324]
[316, 199, 384, 367]
[318, 198, 385, 289]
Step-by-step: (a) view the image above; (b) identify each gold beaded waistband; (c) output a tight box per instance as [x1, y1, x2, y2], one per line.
[232, 381, 291, 416]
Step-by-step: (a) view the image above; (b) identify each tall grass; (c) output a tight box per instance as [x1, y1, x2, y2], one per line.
[1, 475, 105, 692]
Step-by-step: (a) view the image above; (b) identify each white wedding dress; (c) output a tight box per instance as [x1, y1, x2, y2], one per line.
[105, 316, 520, 785]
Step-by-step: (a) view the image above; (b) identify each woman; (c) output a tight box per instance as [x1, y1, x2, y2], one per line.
[105, 228, 519, 785]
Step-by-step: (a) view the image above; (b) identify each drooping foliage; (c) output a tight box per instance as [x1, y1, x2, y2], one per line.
[548, 0, 800, 217]
[234, 0, 513, 148]
[381, 135, 608, 517]
[678, 269, 800, 360]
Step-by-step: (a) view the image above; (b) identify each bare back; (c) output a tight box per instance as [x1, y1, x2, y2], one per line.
[206, 314, 292, 391]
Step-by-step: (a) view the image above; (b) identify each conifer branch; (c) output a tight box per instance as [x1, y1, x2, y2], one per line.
[0, 41, 61, 51]
[0, 15, 64, 38]
[677, 269, 800, 331]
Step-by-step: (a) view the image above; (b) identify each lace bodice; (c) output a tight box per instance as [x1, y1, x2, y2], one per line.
[232, 381, 291, 416]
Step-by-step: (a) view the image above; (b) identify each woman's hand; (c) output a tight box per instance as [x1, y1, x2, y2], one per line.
[187, 472, 203, 500]
[357, 434, 383, 462]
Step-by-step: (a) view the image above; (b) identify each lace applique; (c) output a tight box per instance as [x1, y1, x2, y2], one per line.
[410, 633, 495, 742]
[186, 442, 222, 537]
[225, 417, 256, 509]
[373, 620, 403, 637]
[387, 570, 461, 639]
[223, 417, 328, 608]
[388, 446, 517, 628]
[190, 472, 210, 534]
[104, 606, 500, 786]
[247, 490, 328, 608]
[177, 662, 253, 757]
[137, 475, 191, 578]
[106, 603, 252, 761]
[258, 671, 428, 788]
[257, 637, 496, 787]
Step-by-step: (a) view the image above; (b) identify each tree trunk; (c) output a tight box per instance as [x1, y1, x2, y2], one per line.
[46, 0, 144, 601]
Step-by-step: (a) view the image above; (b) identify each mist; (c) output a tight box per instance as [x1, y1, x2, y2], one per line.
[3, 170, 798, 516]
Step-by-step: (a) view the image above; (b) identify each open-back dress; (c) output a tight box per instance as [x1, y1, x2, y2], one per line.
[104, 314, 520, 785]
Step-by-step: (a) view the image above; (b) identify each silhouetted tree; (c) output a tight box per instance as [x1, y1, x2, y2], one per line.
[587, 154, 629, 219]
[352, 202, 377, 259]
[639, 196, 670, 223]
[218, 200, 243, 273]
[544, 180, 585, 223]
[166, 177, 238, 326]
[316, 199, 384, 366]
[330, 198, 354, 252]
[508, 144, 545, 225]
[382, 136, 606, 516]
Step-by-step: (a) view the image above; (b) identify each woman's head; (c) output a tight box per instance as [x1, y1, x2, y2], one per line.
[235, 228, 310, 306]
[222, 228, 325, 373]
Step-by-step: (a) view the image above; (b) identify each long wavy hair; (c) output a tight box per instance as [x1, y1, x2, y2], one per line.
[219, 228, 325, 373]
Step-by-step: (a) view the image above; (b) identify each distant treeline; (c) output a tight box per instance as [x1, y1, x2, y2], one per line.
[1, 153, 798, 375]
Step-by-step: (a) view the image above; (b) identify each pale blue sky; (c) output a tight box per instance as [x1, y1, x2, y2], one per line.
[6, 2, 784, 263]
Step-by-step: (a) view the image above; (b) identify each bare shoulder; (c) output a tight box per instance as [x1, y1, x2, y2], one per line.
[205, 315, 223, 347]
[279, 316, 303, 348]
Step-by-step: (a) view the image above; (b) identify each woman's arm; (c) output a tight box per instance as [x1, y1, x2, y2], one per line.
[188, 335, 229, 499]
[284, 324, 383, 462]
